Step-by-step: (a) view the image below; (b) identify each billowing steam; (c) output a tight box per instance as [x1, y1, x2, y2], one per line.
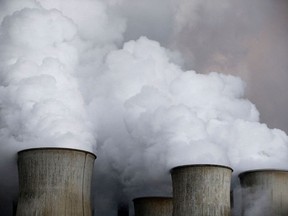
[0, 0, 288, 215]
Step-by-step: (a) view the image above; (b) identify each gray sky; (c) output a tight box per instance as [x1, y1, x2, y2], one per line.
[0, 0, 288, 215]
[120, 0, 288, 132]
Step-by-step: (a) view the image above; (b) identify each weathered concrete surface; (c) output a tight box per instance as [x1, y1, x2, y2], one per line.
[171, 164, 232, 216]
[239, 169, 288, 216]
[133, 197, 172, 216]
[16, 148, 96, 216]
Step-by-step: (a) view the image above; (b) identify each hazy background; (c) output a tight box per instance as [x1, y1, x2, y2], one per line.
[0, 0, 288, 215]
[119, 0, 288, 132]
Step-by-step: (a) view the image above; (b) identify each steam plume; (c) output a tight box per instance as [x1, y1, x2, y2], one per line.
[0, 0, 288, 215]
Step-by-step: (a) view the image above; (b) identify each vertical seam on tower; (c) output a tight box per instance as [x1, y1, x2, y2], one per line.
[82, 153, 87, 216]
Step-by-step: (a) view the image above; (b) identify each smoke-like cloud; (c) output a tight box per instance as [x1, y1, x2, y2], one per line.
[0, 0, 288, 215]
[90, 37, 288, 215]
[0, 8, 94, 148]
[115, 0, 288, 131]
[0, 0, 125, 213]
[168, 0, 288, 133]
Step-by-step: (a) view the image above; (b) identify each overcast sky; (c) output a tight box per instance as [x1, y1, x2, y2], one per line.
[119, 0, 288, 132]
[0, 0, 288, 215]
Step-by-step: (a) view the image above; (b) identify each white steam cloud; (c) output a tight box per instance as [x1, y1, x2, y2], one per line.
[0, 0, 288, 215]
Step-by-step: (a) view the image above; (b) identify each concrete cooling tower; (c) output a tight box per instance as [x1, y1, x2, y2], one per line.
[16, 148, 96, 216]
[171, 164, 233, 216]
[239, 169, 288, 216]
[133, 197, 173, 216]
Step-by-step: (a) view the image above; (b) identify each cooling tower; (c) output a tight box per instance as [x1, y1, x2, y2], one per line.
[16, 148, 96, 216]
[133, 197, 173, 216]
[239, 169, 288, 216]
[171, 164, 232, 216]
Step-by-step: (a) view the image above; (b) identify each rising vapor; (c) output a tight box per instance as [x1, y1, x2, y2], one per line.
[0, 0, 288, 215]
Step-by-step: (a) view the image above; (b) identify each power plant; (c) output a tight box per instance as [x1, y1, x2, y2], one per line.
[14, 150, 288, 216]
[239, 169, 288, 216]
[133, 197, 172, 216]
[16, 148, 96, 216]
[171, 164, 233, 216]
